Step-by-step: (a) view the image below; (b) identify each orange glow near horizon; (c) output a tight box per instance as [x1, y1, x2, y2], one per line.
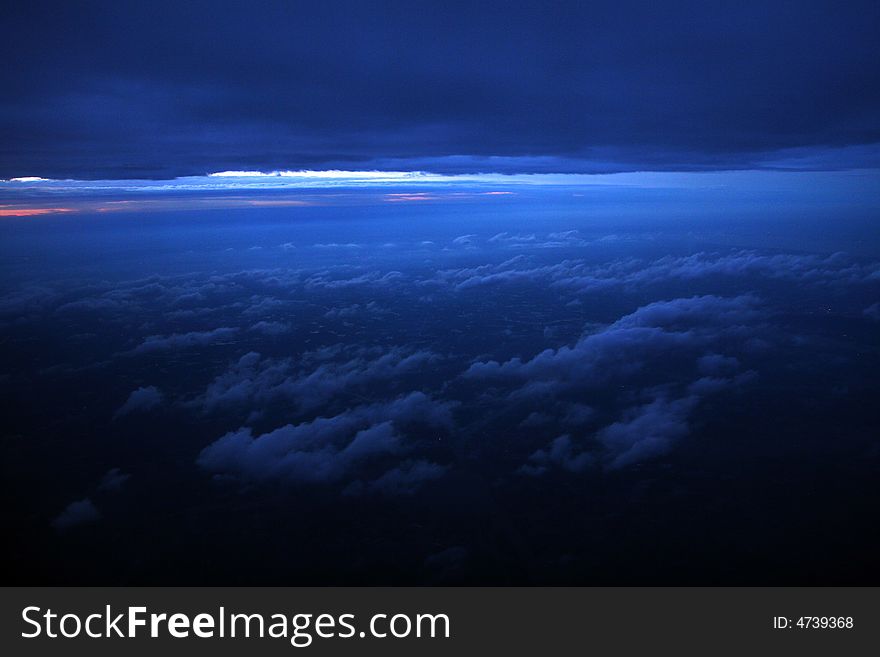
[0, 189, 514, 217]
[0, 207, 75, 217]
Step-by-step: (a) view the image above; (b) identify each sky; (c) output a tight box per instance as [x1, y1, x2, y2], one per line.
[2, 2, 879, 585]
[2, 0, 879, 179]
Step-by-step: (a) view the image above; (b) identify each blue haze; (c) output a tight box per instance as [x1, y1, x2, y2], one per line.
[1, 177, 879, 584]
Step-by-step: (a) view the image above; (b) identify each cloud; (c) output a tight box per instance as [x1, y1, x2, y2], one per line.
[600, 372, 756, 469]
[486, 230, 592, 249]
[114, 386, 164, 418]
[324, 301, 386, 319]
[51, 498, 100, 531]
[520, 371, 756, 475]
[597, 394, 699, 469]
[131, 327, 239, 354]
[466, 295, 760, 392]
[554, 251, 880, 294]
[196, 391, 456, 489]
[56, 297, 126, 313]
[488, 232, 537, 246]
[98, 468, 131, 492]
[436, 250, 880, 294]
[543, 230, 591, 248]
[249, 320, 291, 335]
[304, 270, 404, 290]
[520, 402, 595, 430]
[520, 435, 594, 476]
[358, 460, 448, 496]
[451, 234, 478, 247]
[462, 295, 763, 472]
[3, 3, 879, 178]
[195, 346, 442, 416]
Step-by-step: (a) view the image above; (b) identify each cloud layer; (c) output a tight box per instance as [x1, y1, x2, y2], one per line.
[2, 2, 879, 177]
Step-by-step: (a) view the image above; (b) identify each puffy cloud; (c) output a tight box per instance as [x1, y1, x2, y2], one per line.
[131, 328, 239, 354]
[487, 230, 593, 249]
[341, 421, 400, 460]
[439, 256, 567, 291]
[114, 386, 163, 418]
[435, 249, 880, 294]
[520, 402, 595, 430]
[196, 347, 442, 416]
[304, 270, 403, 290]
[51, 498, 100, 531]
[324, 301, 386, 319]
[520, 435, 594, 476]
[543, 230, 592, 248]
[98, 468, 131, 492]
[466, 295, 759, 393]
[446, 230, 606, 252]
[488, 232, 538, 246]
[463, 295, 763, 473]
[555, 251, 880, 293]
[249, 320, 291, 335]
[361, 460, 448, 496]
[452, 234, 478, 247]
[521, 372, 755, 475]
[196, 392, 456, 489]
[611, 294, 760, 330]
[597, 395, 699, 469]
[599, 371, 756, 469]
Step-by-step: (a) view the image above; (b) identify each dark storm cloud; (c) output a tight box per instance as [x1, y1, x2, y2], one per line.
[2, 1, 879, 178]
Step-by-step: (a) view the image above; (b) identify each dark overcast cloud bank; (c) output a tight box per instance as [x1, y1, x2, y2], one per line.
[1, 190, 878, 584]
[2, 1, 879, 177]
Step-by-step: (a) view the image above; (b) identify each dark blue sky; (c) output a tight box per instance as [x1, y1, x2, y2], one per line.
[2, 0, 879, 178]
